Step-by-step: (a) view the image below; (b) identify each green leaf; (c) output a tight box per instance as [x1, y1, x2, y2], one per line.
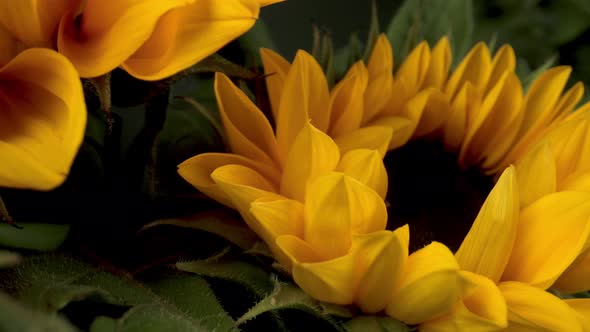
[0, 223, 70, 251]
[239, 19, 279, 66]
[345, 316, 411, 332]
[141, 212, 260, 250]
[176, 259, 274, 298]
[0, 292, 78, 332]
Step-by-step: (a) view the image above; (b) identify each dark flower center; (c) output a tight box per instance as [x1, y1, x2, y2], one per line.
[384, 140, 494, 253]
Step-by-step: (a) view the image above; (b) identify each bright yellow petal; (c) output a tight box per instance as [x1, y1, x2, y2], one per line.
[334, 125, 394, 158]
[553, 248, 590, 294]
[280, 123, 340, 201]
[257, 0, 284, 6]
[276, 234, 323, 266]
[515, 143, 556, 207]
[124, 0, 264, 80]
[355, 227, 409, 313]
[412, 89, 450, 138]
[276, 50, 329, 162]
[178, 152, 279, 206]
[214, 72, 280, 166]
[362, 72, 393, 124]
[367, 34, 393, 79]
[565, 299, 590, 332]
[386, 242, 464, 325]
[0, 48, 86, 190]
[420, 271, 508, 332]
[58, 0, 193, 77]
[443, 83, 473, 150]
[499, 282, 583, 332]
[455, 166, 519, 283]
[304, 173, 387, 259]
[445, 42, 491, 100]
[552, 119, 589, 183]
[421, 37, 451, 89]
[561, 171, 590, 192]
[328, 61, 366, 137]
[485, 45, 516, 92]
[502, 191, 590, 288]
[260, 47, 291, 120]
[396, 41, 431, 96]
[336, 149, 388, 199]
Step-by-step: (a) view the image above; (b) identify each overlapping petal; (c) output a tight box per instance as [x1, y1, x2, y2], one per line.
[336, 149, 388, 198]
[260, 48, 290, 120]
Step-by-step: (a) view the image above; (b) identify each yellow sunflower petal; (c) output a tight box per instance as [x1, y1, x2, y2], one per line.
[412, 89, 451, 138]
[443, 83, 473, 150]
[499, 282, 583, 332]
[561, 171, 590, 192]
[395, 41, 431, 95]
[280, 123, 340, 201]
[363, 72, 393, 124]
[553, 248, 590, 294]
[354, 228, 409, 313]
[445, 42, 491, 100]
[420, 271, 508, 332]
[515, 143, 556, 207]
[214, 72, 280, 166]
[276, 234, 323, 266]
[178, 152, 279, 206]
[0, 25, 20, 66]
[367, 34, 393, 79]
[328, 61, 366, 137]
[58, 0, 192, 78]
[123, 0, 263, 80]
[334, 125, 394, 158]
[552, 120, 589, 183]
[565, 299, 590, 331]
[502, 191, 590, 288]
[421, 37, 451, 89]
[386, 242, 463, 325]
[485, 45, 516, 92]
[257, 0, 284, 6]
[0, 48, 86, 190]
[260, 47, 291, 120]
[304, 173, 387, 259]
[276, 50, 329, 162]
[336, 149, 388, 199]
[455, 166, 519, 283]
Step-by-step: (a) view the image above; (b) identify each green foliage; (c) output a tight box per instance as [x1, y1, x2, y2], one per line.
[0, 223, 70, 251]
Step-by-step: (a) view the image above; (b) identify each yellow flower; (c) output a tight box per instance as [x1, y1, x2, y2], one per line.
[0, 27, 86, 190]
[0, 0, 281, 80]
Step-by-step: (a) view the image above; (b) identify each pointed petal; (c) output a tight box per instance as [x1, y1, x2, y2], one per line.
[304, 173, 387, 259]
[336, 149, 388, 199]
[412, 89, 450, 138]
[0, 48, 86, 190]
[249, 198, 304, 242]
[328, 62, 366, 137]
[334, 125, 394, 158]
[362, 72, 393, 124]
[553, 248, 590, 294]
[123, 0, 262, 80]
[502, 191, 590, 288]
[445, 42, 492, 100]
[260, 47, 290, 120]
[214, 72, 280, 166]
[515, 143, 556, 207]
[178, 152, 279, 206]
[386, 242, 464, 325]
[367, 34, 393, 79]
[443, 83, 474, 150]
[565, 299, 590, 332]
[355, 227, 409, 313]
[420, 271, 508, 332]
[499, 282, 583, 332]
[280, 123, 340, 201]
[456, 166, 519, 282]
[58, 0, 193, 77]
[485, 45, 516, 92]
[396, 41, 431, 95]
[422, 37, 451, 89]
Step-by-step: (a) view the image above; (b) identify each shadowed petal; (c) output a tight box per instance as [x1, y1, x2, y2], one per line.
[336, 149, 388, 199]
[553, 248, 590, 294]
[328, 61, 367, 137]
[334, 125, 394, 158]
[422, 37, 451, 89]
[260, 48, 290, 120]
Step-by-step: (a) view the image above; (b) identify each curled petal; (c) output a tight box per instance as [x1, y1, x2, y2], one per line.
[0, 48, 86, 190]
[553, 248, 590, 294]
[502, 191, 590, 288]
[499, 282, 583, 332]
[260, 48, 290, 120]
[386, 242, 464, 325]
[336, 149, 388, 199]
[455, 166, 519, 282]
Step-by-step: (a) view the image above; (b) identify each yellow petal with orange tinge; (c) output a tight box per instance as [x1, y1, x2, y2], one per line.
[412, 89, 450, 138]
[553, 248, 590, 294]
[280, 123, 340, 201]
[552, 120, 589, 183]
[0, 48, 86, 190]
[565, 299, 590, 332]
[502, 191, 590, 288]
[336, 149, 388, 199]
[0, 0, 70, 48]
[334, 125, 394, 158]
[249, 198, 304, 244]
[124, 0, 264, 80]
[422, 37, 451, 89]
[561, 171, 590, 192]
[0, 25, 20, 66]
[420, 271, 508, 332]
[58, 0, 193, 78]
[552, 82, 584, 124]
[367, 116, 414, 151]
[328, 62, 366, 137]
[367, 34, 393, 79]
[304, 173, 387, 259]
[499, 282, 583, 332]
[445, 42, 491, 100]
[396, 41, 431, 95]
[386, 242, 463, 325]
[355, 227, 409, 313]
[485, 45, 516, 92]
[260, 48, 291, 120]
[456, 166, 519, 283]
[515, 143, 556, 207]
[214, 72, 280, 166]
[276, 234, 323, 266]
[276, 50, 329, 162]
[178, 152, 279, 207]
[443, 83, 472, 151]
[362, 72, 393, 124]
[257, 0, 284, 6]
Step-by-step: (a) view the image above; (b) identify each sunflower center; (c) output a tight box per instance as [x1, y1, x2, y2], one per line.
[384, 140, 494, 252]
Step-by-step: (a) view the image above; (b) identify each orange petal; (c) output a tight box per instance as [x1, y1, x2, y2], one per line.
[565, 299, 590, 332]
[553, 248, 590, 294]
[335, 125, 395, 157]
[445, 43, 491, 100]
[328, 61, 366, 137]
